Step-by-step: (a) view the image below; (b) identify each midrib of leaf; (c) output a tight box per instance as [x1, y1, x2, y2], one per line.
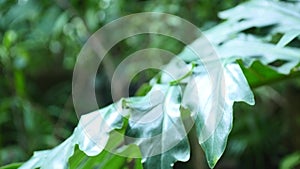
[160, 87, 181, 168]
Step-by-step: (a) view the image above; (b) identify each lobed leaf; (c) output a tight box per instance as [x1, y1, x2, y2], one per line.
[20, 101, 125, 169]
[182, 63, 254, 168]
[19, 1, 300, 169]
[125, 85, 190, 169]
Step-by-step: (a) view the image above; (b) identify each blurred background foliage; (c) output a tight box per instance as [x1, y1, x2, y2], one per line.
[0, 0, 299, 168]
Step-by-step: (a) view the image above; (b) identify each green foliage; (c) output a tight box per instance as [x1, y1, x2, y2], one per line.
[125, 85, 190, 169]
[1, 0, 300, 169]
[280, 152, 300, 169]
[0, 163, 22, 169]
[16, 1, 300, 169]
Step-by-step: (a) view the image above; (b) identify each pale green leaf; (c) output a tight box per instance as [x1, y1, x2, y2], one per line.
[182, 63, 254, 168]
[277, 29, 300, 47]
[217, 35, 300, 74]
[19, 1, 300, 169]
[125, 85, 190, 169]
[19, 101, 125, 169]
[218, 1, 300, 35]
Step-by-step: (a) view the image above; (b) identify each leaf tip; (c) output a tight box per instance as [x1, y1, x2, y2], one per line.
[208, 156, 220, 169]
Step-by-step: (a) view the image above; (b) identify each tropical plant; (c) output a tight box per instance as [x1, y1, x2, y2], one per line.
[2, 0, 300, 169]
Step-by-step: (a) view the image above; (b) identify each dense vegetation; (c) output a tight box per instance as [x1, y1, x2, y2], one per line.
[1, 0, 300, 169]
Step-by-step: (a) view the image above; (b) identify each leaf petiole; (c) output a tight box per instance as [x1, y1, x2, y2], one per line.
[169, 62, 196, 86]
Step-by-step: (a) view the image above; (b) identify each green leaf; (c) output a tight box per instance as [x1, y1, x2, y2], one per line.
[217, 35, 300, 74]
[69, 144, 142, 169]
[0, 163, 23, 169]
[237, 60, 300, 88]
[125, 85, 190, 169]
[18, 1, 300, 169]
[182, 63, 254, 168]
[20, 101, 125, 169]
[280, 152, 300, 169]
[3, 30, 17, 48]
